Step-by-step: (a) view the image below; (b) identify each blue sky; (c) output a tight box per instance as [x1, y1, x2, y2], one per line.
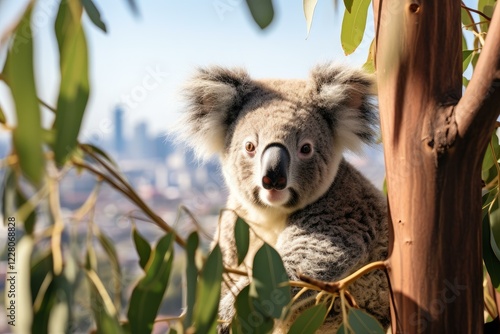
[0, 0, 375, 141]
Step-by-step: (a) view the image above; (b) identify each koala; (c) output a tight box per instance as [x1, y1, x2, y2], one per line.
[176, 63, 390, 333]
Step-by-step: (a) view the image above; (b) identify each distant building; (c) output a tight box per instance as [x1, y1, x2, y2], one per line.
[114, 106, 125, 156]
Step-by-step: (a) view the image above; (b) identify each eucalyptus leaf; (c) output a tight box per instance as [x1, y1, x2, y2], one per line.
[341, 0, 371, 55]
[288, 303, 327, 334]
[251, 243, 291, 319]
[348, 308, 385, 334]
[245, 0, 274, 29]
[7, 6, 44, 185]
[488, 196, 500, 261]
[344, 0, 353, 13]
[81, 143, 119, 167]
[81, 0, 107, 32]
[87, 270, 123, 334]
[460, 7, 474, 31]
[94, 226, 122, 310]
[1, 167, 36, 233]
[471, 50, 479, 69]
[481, 132, 500, 172]
[462, 76, 470, 87]
[54, 0, 90, 166]
[478, 0, 496, 32]
[132, 225, 152, 270]
[235, 285, 274, 334]
[483, 213, 500, 291]
[2, 168, 17, 226]
[184, 232, 199, 328]
[0, 103, 6, 124]
[235, 217, 250, 265]
[363, 38, 376, 73]
[15, 183, 37, 235]
[127, 233, 175, 334]
[462, 50, 474, 73]
[193, 244, 223, 333]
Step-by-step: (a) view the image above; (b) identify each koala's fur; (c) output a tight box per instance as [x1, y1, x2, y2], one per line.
[176, 63, 390, 332]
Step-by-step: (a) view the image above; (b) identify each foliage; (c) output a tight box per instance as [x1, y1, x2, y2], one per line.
[0, 0, 498, 333]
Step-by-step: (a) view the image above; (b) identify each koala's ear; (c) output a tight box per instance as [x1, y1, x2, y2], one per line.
[309, 63, 377, 153]
[175, 66, 253, 160]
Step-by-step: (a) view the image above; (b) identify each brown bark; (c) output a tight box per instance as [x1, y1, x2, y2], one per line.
[373, 0, 500, 332]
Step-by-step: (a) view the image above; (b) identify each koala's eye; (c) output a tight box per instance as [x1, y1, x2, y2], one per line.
[245, 142, 256, 153]
[300, 143, 312, 155]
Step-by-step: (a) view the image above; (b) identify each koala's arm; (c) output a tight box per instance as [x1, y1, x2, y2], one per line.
[275, 217, 373, 283]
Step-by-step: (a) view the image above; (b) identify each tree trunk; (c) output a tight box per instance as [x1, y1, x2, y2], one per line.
[373, 0, 500, 332]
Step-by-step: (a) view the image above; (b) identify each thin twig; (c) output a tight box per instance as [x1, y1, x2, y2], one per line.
[461, 4, 492, 21]
[299, 261, 387, 293]
[38, 98, 56, 112]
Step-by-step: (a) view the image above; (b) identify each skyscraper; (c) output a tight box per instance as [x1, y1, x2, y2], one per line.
[114, 106, 124, 156]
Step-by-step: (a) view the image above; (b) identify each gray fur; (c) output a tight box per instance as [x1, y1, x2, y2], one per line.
[176, 63, 389, 332]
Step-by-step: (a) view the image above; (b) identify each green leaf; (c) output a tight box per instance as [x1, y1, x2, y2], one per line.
[337, 323, 346, 334]
[87, 270, 124, 334]
[479, 0, 496, 32]
[7, 6, 44, 185]
[471, 50, 480, 69]
[488, 195, 500, 262]
[184, 232, 199, 328]
[1, 168, 36, 233]
[127, 233, 175, 334]
[462, 33, 468, 51]
[483, 213, 500, 291]
[81, 143, 119, 167]
[0, 102, 6, 124]
[348, 308, 385, 334]
[235, 285, 274, 334]
[235, 217, 250, 265]
[94, 226, 122, 310]
[15, 182, 37, 235]
[482, 132, 500, 173]
[461, 7, 474, 31]
[303, 0, 318, 36]
[341, 0, 371, 55]
[463, 76, 470, 87]
[462, 50, 474, 73]
[344, 0, 354, 13]
[481, 132, 500, 183]
[31, 252, 73, 334]
[193, 244, 223, 333]
[81, 0, 107, 32]
[54, 0, 90, 166]
[245, 0, 274, 29]
[2, 168, 17, 226]
[363, 38, 376, 74]
[288, 303, 327, 334]
[133, 225, 152, 270]
[251, 243, 291, 319]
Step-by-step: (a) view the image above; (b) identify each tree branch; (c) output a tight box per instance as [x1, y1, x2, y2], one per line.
[456, 4, 500, 143]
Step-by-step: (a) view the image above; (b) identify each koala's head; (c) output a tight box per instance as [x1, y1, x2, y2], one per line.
[177, 64, 376, 215]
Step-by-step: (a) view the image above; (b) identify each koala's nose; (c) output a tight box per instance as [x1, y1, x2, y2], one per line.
[261, 144, 290, 191]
